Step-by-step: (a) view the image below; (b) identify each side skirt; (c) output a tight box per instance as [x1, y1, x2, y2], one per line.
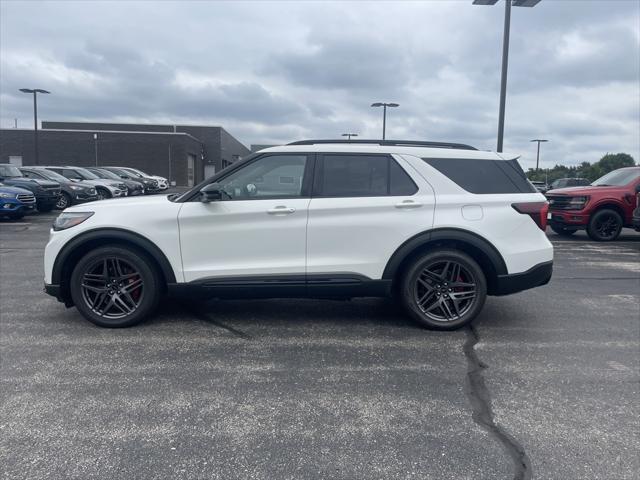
[167, 274, 392, 300]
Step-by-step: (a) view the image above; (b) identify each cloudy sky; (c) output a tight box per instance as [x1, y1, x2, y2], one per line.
[1, 0, 638, 169]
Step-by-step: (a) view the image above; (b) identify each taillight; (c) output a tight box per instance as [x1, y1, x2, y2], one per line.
[512, 202, 549, 231]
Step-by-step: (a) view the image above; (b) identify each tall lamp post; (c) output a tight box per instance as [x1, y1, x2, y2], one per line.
[341, 133, 358, 140]
[530, 138, 548, 171]
[371, 102, 399, 140]
[472, 0, 542, 152]
[19, 88, 50, 165]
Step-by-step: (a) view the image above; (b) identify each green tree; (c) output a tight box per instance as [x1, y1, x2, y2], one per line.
[526, 152, 636, 184]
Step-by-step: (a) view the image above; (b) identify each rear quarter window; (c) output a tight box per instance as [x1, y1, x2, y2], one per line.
[422, 157, 536, 194]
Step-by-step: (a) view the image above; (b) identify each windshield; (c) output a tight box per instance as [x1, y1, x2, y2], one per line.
[121, 168, 144, 178]
[592, 168, 640, 187]
[75, 168, 99, 180]
[0, 165, 23, 178]
[127, 167, 148, 177]
[36, 169, 68, 182]
[92, 169, 120, 180]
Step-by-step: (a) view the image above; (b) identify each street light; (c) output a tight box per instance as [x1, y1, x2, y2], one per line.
[19, 88, 50, 165]
[530, 139, 548, 170]
[371, 102, 399, 140]
[341, 133, 358, 140]
[472, 0, 542, 152]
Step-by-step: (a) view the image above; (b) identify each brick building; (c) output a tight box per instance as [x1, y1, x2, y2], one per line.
[0, 122, 250, 186]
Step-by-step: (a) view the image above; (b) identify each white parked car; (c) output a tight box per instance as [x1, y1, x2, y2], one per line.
[118, 167, 169, 190]
[44, 140, 553, 329]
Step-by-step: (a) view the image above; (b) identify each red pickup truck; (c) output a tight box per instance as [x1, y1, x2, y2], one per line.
[546, 166, 640, 241]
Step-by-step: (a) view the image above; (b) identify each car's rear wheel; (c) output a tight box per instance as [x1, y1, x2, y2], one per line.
[550, 225, 576, 236]
[587, 209, 623, 242]
[69, 246, 161, 327]
[400, 249, 487, 330]
[56, 192, 72, 210]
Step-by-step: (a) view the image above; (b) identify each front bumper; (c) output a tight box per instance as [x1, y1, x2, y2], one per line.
[493, 261, 553, 296]
[1, 200, 36, 214]
[548, 209, 589, 230]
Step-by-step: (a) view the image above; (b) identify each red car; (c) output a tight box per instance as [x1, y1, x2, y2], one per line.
[546, 166, 640, 241]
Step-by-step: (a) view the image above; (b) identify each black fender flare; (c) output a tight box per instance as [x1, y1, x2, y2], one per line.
[382, 227, 508, 280]
[51, 228, 177, 287]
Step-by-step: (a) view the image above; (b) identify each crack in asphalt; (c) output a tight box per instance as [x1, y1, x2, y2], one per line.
[182, 303, 252, 340]
[463, 325, 532, 480]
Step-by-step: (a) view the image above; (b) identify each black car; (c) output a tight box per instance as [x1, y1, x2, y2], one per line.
[0, 164, 61, 212]
[100, 166, 160, 194]
[84, 167, 145, 196]
[20, 167, 99, 209]
[549, 177, 590, 190]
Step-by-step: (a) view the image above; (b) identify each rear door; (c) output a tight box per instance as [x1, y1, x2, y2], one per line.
[306, 153, 435, 280]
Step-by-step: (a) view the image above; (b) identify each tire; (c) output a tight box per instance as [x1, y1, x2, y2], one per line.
[96, 188, 111, 200]
[587, 209, 623, 242]
[69, 246, 162, 327]
[550, 225, 576, 236]
[400, 249, 487, 330]
[56, 192, 72, 210]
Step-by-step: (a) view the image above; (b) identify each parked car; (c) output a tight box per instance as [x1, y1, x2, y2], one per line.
[549, 177, 590, 190]
[0, 183, 36, 219]
[85, 167, 146, 196]
[530, 181, 548, 193]
[44, 139, 553, 330]
[632, 184, 640, 231]
[546, 166, 640, 241]
[100, 167, 160, 194]
[44, 166, 126, 200]
[0, 164, 61, 212]
[20, 166, 99, 210]
[116, 167, 168, 190]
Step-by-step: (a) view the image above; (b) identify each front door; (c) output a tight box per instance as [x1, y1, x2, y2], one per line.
[178, 154, 312, 282]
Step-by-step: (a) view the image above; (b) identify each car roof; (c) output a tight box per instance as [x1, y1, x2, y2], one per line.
[259, 140, 511, 161]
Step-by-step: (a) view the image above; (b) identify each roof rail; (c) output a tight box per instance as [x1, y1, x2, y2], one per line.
[286, 139, 477, 150]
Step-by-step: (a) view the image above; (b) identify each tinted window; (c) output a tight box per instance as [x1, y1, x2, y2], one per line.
[316, 155, 417, 197]
[219, 155, 307, 200]
[422, 158, 536, 194]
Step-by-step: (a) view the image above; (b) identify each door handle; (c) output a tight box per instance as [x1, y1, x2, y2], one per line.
[267, 206, 296, 215]
[395, 200, 423, 209]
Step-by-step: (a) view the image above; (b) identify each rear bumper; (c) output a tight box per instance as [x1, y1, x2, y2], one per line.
[493, 261, 553, 296]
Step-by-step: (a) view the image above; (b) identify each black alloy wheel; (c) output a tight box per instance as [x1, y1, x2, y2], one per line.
[401, 249, 487, 330]
[96, 188, 109, 200]
[56, 192, 71, 210]
[70, 246, 161, 327]
[587, 209, 623, 242]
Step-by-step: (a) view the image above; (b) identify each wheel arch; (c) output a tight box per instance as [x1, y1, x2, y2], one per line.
[590, 201, 627, 222]
[382, 228, 508, 295]
[52, 228, 177, 305]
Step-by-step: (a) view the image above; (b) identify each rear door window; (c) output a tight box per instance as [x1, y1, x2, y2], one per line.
[314, 154, 417, 197]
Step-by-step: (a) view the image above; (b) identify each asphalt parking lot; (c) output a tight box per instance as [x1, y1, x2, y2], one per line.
[1, 213, 638, 480]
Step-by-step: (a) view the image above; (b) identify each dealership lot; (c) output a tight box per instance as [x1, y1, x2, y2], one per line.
[1, 213, 638, 479]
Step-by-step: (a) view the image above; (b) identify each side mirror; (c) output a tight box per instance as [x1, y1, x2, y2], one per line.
[200, 183, 224, 202]
[120, 175, 128, 179]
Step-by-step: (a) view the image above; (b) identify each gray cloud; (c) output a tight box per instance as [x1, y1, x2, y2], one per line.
[0, 0, 638, 169]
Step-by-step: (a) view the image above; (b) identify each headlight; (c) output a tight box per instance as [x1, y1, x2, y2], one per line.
[0, 192, 16, 199]
[53, 212, 94, 231]
[567, 196, 589, 209]
[69, 185, 83, 191]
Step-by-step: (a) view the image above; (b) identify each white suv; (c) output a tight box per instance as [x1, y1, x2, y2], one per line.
[44, 140, 553, 330]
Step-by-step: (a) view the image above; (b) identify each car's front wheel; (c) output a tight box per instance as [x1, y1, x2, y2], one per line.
[96, 188, 111, 200]
[69, 246, 162, 327]
[587, 209, 623, 241]
[56, 192, 72, 210]
[400, 249, 487, 330]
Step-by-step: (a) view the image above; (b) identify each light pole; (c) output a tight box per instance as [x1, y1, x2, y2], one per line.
[341, 133, 358, 140]
[93, 133, 99, 166]
[371, 102, 399, 140]
[472, 0, 542, 152]
[19, 88, 50, 165]
[530, 139, 548, 171]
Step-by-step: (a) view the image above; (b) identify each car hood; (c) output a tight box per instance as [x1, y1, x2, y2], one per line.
[0, 184, 33, 195]
[66, 193, 172, 212]
[4, 177, 59, 188]
[546, 185, 625, 195]
[81, 179, 122, 188]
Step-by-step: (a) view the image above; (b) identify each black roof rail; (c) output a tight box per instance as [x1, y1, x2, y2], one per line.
[286, 139, 477, 150]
